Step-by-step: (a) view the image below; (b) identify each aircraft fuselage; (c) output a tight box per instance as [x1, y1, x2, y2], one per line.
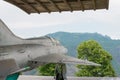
[0, 37, 67, 69]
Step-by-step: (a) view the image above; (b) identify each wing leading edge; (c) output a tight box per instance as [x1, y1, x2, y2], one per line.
[31, 54, 100, 66]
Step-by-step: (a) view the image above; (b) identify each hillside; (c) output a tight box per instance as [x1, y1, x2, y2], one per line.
[48, 32, 120, 76]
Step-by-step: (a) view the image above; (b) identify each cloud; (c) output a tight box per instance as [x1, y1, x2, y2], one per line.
[0, 0, 120, 39]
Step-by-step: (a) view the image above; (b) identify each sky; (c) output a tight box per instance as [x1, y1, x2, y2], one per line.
[0, 0, 120, 39]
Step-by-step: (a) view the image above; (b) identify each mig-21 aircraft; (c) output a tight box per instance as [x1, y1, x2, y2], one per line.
[0, 19, 100, 80]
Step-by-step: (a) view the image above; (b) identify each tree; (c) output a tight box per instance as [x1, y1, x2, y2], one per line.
[38, 63, 56, 76]
[76, 40, 116, 77]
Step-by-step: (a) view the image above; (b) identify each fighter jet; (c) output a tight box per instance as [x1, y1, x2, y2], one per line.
[0, 19, 100, 80]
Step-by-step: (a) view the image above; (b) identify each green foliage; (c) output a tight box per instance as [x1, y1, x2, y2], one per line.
[48, 32, 120, 76]
[38, 63, 56, 76]
[76, 40, 116, 77]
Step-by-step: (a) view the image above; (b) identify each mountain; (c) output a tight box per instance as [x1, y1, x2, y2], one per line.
[48, 32, 120, 76]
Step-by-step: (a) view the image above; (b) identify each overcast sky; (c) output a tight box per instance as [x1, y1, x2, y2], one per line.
[0, 0, 120, 39]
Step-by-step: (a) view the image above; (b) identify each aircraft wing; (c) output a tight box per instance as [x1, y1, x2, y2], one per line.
[31, 54, 100, 66]
[0, 59, 20, 80]
[0, 59, 19, 76]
